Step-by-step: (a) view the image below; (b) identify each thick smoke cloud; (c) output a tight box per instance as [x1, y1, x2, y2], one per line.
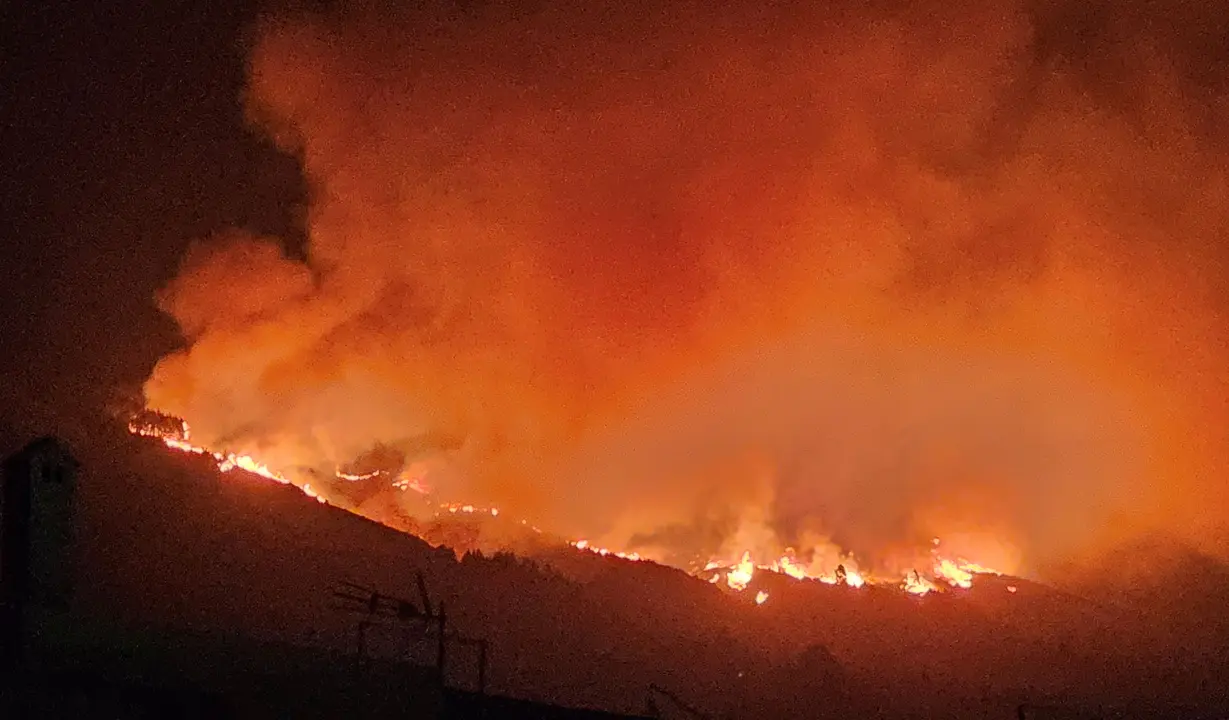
[145, 0, 1229, 576]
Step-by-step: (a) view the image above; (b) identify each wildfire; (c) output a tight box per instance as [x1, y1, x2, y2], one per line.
[129, 420, 327, 504]
[699, 542, 1004, 598]
[127, 418, 1012, 602]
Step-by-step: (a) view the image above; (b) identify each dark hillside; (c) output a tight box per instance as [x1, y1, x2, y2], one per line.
[3, 409, 1229, 718]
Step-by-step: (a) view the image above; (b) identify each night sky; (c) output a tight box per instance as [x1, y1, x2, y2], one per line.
[3, 0, 303, 413]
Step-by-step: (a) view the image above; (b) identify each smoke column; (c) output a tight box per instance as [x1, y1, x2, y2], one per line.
[144, 0, 1229, 576]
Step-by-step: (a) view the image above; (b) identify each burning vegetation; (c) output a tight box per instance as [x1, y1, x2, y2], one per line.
[139, 0, 1229, 598]
[129, 413, 1009, 598]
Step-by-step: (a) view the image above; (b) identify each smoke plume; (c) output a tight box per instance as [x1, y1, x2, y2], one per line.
[145, 0, 1229, 576]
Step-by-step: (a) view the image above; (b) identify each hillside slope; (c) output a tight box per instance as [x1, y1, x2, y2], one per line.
[6, 410, 1229, 719]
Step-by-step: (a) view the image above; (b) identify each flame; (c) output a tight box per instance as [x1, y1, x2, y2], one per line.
[844, 568, 866, 589]
[127, 419, 1013, 602]
[958, 561, 1002, 576]
[927, 540, 1005, 592]
[726, 551, 756, 591]
[129, 420, 319, 499]
[571, 540, 643, 562]
[336, 469, 382, 481]
[723, 550, 870, 590]
[392, 475, 431, 494]
[700, 543, 1006, 598]
[933, 558, 975, 589]
[903, 571, 939, 596]
[775, 555, 808, 581]
[442, 503, 504, 520]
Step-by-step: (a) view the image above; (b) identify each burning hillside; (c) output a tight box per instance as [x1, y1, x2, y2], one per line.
[128, 413, 1012, 598]
[29, 413, 1229, 719]
[140, 0, 1229, 594]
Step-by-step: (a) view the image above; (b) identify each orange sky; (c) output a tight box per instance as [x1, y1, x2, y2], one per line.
[144, 0, 1229, 577]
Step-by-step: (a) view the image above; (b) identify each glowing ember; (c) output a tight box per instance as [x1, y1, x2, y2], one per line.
[754, 590, 769, 605]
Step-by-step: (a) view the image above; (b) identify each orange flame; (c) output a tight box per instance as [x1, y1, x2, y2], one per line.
[129, 421, 320, 500]
[726, 551, 756, 591]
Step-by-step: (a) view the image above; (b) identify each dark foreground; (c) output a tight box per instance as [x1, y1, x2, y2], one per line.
[2, 415, 1229, 719]
[0, 626, 653, 719]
